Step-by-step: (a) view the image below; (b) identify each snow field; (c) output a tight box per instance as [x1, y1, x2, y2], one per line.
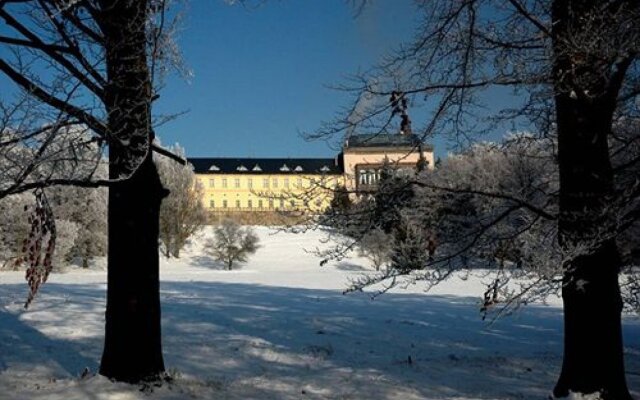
[0, 226, 638, 399]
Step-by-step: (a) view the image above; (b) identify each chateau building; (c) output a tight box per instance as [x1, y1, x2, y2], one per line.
[189, 133, 434, 214]
[342, 133, 433, 193]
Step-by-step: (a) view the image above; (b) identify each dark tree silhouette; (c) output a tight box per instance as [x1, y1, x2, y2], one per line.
[0, 0, 184, 383]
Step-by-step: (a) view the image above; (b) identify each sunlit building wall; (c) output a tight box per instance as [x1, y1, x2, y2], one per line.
[189, 134, 433, 214]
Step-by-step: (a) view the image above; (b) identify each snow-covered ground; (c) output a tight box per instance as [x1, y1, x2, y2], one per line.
[0, 227, 638, 399]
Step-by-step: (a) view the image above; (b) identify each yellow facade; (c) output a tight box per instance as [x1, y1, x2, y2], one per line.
[196, 173, 344, 213]
[190, 133, 433, 215]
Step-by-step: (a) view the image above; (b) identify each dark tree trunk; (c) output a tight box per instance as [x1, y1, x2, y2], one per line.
[101, 155, 166, 383]
[554, 103, 631, 399]
[98, 0, 167, 383]
[552, 2, 632, 398]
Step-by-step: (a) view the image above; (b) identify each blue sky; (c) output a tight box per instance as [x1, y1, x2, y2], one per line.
[0, 1, 518, 160]
[154, 0, 423, 158]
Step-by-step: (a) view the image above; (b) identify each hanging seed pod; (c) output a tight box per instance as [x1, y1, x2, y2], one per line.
[17, 189, 57, 309]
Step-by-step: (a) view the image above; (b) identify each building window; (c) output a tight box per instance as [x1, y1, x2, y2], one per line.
[209, 199, 215, 208]
[368, 170, 377, 184]
[222, 199, 228, 208]
[284, 178, 289, 188]
[209, 179, 215, 188]
[297, 178, 303, 188]
[247, 199, 253, 208]
[357, 169, 380, 186]
[268, 199, 274, 209]
[263, 178, 269, 188]
[272, 178, 278, 188]
[222, 178, 227, 188]
[235, 199, 241, 208]
[248, 178, 253, 189]
[279, 199, 284, 209]
[258, 199, 263, 209]
[359, 171, 366, 185]
[290, 200, 296, 208]
[234, 178, 240, 188]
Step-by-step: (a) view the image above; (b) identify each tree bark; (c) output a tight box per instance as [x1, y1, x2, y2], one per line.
[554, 102, 631, 399]
[98, 0, 167, 383]
[552, 87, 632, 399]
[552, 3, 631, 397]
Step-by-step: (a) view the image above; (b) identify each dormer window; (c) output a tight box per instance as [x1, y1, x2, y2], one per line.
[252, 164, 262, 172]
[236, 165, 248, 171]
[280, 164, 290, 172]
[208, 165, 220, 171]
[294, 165, 303, 172]
[320, 165, 330, 172]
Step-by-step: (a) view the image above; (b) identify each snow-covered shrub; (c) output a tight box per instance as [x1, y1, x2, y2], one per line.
[52, 219, 80, 271]
[0, 193, 33, 268]
[60, 189, 106, 260]
[357, 228, 392, 271]
[205, 220, 259, 270]
[389, 212, 435, 273]
[47, 179, 108, 268]
[155, 144, 207, 258]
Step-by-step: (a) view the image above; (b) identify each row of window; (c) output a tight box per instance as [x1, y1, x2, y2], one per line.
[204, 177, 311, 189]
[208, 198, 321, 209]
[358, 169, 382, 185]
[357, 168, 414, 185]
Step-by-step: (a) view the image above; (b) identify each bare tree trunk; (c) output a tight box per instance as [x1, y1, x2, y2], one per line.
[553, 100, 630, 398]
[98, 0, 167, 383]
[552, 3, 631, 392]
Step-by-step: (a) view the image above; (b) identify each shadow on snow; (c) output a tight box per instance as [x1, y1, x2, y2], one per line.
[0, 281, 638, 399]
